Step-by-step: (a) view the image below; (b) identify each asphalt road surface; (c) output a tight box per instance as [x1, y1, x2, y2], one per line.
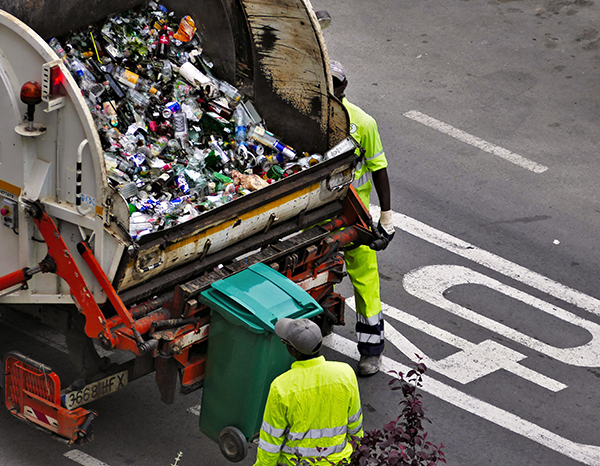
[311, 0, 600, 465]
[2, 0, 600, 465]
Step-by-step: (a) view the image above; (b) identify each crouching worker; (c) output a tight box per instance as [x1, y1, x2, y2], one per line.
[254, 318, 364, 466]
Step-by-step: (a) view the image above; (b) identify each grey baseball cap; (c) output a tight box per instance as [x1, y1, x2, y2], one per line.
[275, 318, 323, 355]
[330, 60, 346, 83]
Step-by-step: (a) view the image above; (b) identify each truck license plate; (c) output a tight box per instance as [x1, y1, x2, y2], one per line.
[62, 371, 128, 409]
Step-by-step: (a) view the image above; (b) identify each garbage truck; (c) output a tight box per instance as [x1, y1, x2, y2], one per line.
[0, 0, 383, 459]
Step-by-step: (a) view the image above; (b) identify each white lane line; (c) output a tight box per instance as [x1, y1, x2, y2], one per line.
[370, 205, 600, 317]
[187, 404, 201, 416]
[403, 265, 600, 367]
[324, 333, 600, 466]
[346, 297, 567, 392]
[64, 450, 111, 466]
[403, 110, 548, 173]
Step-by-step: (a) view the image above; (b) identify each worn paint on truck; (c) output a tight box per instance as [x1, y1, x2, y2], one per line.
[0, 0, 353, 305]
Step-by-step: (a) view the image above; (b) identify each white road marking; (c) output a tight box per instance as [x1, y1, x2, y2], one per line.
[64, 450, 111, 466]
[403, 265, 600, 367]
[187, 404, 201, 416]
[361, 207, 600, 463]
[370, 205, 600, 318]
[324, 333, 600, 466]
[403, 110, 548, 173]
[346, 297, 567, 391]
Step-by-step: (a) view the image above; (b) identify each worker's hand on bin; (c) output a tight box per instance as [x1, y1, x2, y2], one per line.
[370, 210, 395, 251]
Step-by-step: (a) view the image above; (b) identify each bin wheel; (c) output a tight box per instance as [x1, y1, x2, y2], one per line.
[218, 426, 248, 462]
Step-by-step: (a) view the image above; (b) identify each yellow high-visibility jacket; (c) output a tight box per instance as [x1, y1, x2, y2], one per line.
[343, 97, 388, 207]
[254, 356, 364, 466]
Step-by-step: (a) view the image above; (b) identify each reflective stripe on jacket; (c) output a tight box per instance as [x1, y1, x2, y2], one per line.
[254, 356, 363, 466]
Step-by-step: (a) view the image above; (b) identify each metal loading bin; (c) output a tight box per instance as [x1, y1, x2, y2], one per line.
[198, 262, 323, 462]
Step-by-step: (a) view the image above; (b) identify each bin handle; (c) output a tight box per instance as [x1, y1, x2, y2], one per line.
[249, 263, 320, 309]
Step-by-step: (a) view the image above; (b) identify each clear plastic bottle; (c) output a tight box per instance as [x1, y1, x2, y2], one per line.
[173, 80, 192, 100]
[189, 148, 207, 169]
[150, 159, 174, 171]
[69, 57, 106, 103]
[129, 212, 159, 236]
[160, 59, 173, 82]
[106, 166, 131, 184]
[156, 197, 185, 216]
[173, 111, 189, 146]
[104, 152, 136, 178]
[218, 80, 242, 106]
[49, 38, 67, 60]
[167, 138, 181, 154]
[127, 89, 151, 109]
[209, 135, 230, 165]
[70, 57, 96, 82]
[182, 98, 203, 121]
[248, 125, 296, 162]
[233, 106, 248, 143]
[112, 66, 160, 95]
[151, 136, 169, 156]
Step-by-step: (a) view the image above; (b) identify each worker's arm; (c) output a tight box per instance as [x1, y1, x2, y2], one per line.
[254, 389, 288, 466]
[359, 115, 394, 245]
[372, 167, 391, 212]
[371, 167, 394, 249]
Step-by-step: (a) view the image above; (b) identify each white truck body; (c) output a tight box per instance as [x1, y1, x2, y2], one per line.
[0, 0, 353, 307]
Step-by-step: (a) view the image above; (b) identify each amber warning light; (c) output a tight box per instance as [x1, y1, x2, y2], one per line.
[42, 60, 67, 111]
[20, 81, 42, 128]
[14, 80, 46, 136]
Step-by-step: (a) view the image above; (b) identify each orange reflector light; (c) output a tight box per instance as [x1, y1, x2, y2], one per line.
[49, 66, 65, 96]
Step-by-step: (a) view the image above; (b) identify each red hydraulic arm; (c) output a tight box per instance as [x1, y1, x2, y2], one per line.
[22, 201, 119, 348]
[0, 201, 167, 355]
[319, 185, 381, 249]
[0, 267, 38, 290]
[77, 241, 145, 347]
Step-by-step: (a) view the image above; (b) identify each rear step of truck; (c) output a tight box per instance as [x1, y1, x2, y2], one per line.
[4, 351, 96, 444]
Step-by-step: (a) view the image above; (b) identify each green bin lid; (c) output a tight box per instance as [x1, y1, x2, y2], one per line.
[198, 263, 323, 334]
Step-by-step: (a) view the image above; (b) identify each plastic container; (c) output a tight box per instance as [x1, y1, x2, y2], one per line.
[197, 263, 322, 460]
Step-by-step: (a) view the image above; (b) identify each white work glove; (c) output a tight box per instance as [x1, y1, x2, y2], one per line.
[379, 210, 395, 237]
[371, 210, 395, 251]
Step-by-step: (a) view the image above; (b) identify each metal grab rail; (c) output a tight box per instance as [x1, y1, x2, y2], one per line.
[76, 139, 92, 216]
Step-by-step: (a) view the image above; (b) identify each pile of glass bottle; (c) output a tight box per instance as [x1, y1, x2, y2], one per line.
[48, 2, 323, 240]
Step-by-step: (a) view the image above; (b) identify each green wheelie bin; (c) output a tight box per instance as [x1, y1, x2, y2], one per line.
[198, 262, 323, 462]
